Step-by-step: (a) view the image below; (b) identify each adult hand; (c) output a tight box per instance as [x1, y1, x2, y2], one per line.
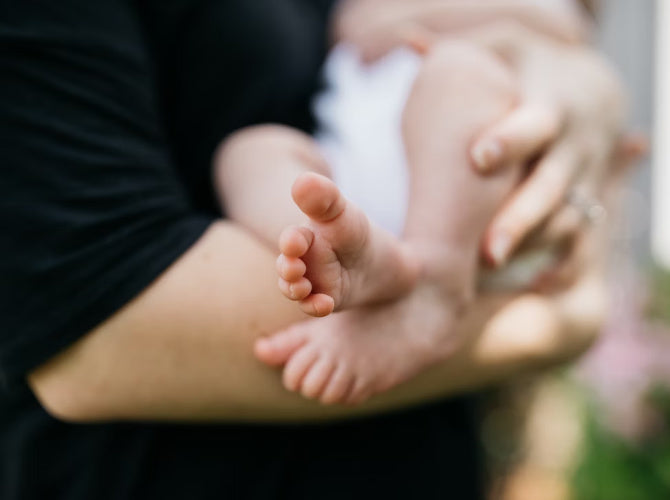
[513, 134, 646, 294]
[464, 22, 627, 267]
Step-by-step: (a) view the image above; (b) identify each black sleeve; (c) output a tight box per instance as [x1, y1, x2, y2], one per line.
[0, 1, 212, 388]
[140, 0, 338, 213]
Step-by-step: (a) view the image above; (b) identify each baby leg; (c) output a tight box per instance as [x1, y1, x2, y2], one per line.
[215, 125, 418, 317]
[403, 41, 521, 313]
[257, 43, 523, 405]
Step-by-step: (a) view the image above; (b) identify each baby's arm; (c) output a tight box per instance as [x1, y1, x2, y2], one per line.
[213, 125, 331, 249]
[214, 126, 418, 316]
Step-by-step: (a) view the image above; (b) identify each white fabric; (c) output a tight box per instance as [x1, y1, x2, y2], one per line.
[313, 44, 556, 290]
[314, 44, 420, 237]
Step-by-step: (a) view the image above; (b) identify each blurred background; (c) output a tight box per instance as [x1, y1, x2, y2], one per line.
[483, 2, 670, 499]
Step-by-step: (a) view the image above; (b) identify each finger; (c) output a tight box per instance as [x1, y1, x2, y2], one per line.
[531, 237, 587, 293]
[601, 133, 648, 204]
[612, 132, 648, 176]
[471, 102, 563, 172]
[521, 205, 583, 251]
[484, 144, 582, 266]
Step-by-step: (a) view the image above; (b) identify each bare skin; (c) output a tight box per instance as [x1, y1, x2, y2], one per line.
[28, 221, 608, 422]
[257, 281, 464, 405]
[33, 133, 640, 420]
[255, 42, 520, 404]
[206, 3, 620, 407]
[25, 0, 620, 424]
[277, 173, 419, 316]
[330, 0, 615, 266]
[216, 129, 420, 318]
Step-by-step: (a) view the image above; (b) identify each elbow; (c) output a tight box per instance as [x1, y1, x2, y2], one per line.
[29, 379, 87, 423]
[28, 359, 107, 423]
[32, 387, 90, 424]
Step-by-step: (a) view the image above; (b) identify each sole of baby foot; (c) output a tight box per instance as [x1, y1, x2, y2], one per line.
[277, 172, 419, 317]
[261, 285, 463, 405]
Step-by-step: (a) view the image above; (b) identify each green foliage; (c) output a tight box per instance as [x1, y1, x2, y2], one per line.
[572, 265, 670, 499]
[645, 265, 670, 324]
[571, 391, 670, 500]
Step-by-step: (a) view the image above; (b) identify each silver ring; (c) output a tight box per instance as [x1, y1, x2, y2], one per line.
[567, 190, 607, 225]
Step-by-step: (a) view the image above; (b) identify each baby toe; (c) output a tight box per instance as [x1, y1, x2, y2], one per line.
[278, 277, 312, 301]
[345, 377, 374, 406]
[300, 356, 336, 400]
[279, 226, 313, 258]
[299, 293, 335, 317]
[282, 346, 319, 393]
[254, 327, 308, 367]
[276, 254, 306, 282]
[320, 364, 355, 406]
[291, 173, 344, 222]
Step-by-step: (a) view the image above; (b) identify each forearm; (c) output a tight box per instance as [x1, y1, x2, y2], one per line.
[405, 1, 590, 42]
[29, 221, 305, 421]
[333, 0, 592, 53]
[332, 0, 594, 66]
[28, 222, 605, 423]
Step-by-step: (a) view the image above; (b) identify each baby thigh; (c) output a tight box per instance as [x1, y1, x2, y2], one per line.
[402, 41, 520, 249]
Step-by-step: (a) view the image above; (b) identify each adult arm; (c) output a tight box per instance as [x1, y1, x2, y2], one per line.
[29, 221, 606, 422]
[2, 2, 603, 423]
[332, 0, 591, 63]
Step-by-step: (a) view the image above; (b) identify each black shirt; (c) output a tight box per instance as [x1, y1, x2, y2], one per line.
[0, 1, 483, 498]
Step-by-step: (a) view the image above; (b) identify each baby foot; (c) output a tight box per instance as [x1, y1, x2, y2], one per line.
[277, 172, 419, 317]
[256, 283, 459, 405]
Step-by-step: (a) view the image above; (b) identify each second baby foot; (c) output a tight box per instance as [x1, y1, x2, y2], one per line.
[277, 172, 419, 317]
[256, 283, 460, 405]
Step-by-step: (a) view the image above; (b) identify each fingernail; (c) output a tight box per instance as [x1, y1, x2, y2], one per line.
[472, 139, 503, 171]
[490, 231, 512, 267]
